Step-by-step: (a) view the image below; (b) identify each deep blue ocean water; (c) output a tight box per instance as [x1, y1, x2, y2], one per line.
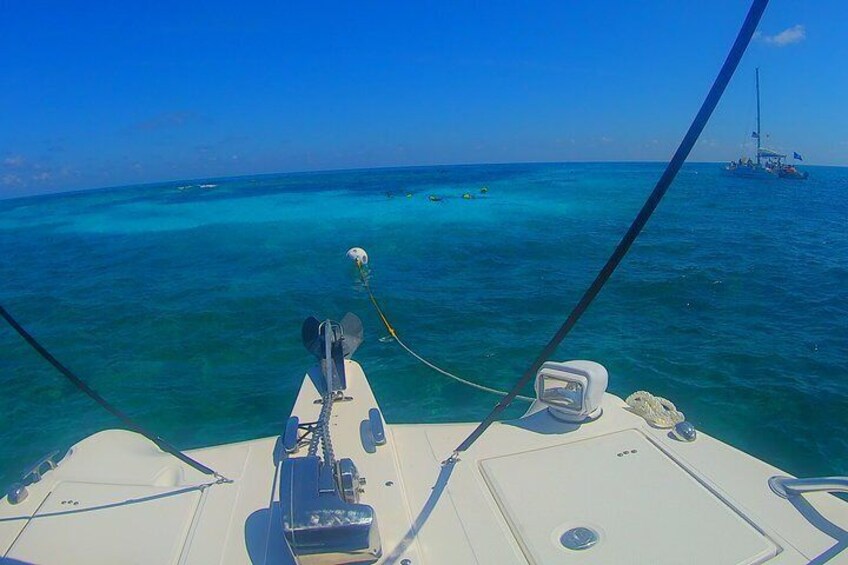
[1, 162, 846, 489]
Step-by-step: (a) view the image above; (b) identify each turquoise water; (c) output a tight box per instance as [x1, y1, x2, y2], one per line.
[1, 162, 846, 489]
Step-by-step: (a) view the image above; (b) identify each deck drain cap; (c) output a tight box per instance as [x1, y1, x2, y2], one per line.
[560, 527, 599, 550]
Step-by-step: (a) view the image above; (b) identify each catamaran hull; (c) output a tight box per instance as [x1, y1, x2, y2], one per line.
[724, 165, 778, 179]
[778, 170, 809, 180]
[2, 358, 846, 564]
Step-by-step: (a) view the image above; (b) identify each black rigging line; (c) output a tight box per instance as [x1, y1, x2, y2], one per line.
[451, 0, 770, 457]
[0, 305, 229, 481]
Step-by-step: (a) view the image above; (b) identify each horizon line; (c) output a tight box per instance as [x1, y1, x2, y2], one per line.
[1, 158, 837, 203]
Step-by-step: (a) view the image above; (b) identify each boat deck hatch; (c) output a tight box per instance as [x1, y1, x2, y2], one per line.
[480, 429, 779, 565]
[5, 481, 201, 564]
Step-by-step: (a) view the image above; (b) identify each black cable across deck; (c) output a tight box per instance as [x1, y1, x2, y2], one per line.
[451, 0, 770, 457]
[0, 305, 229, 482]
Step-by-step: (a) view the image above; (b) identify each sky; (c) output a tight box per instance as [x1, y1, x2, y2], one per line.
[1, 0, 845, 197]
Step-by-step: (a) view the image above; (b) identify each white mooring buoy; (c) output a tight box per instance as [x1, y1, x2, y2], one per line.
[346, 247, 369, 266]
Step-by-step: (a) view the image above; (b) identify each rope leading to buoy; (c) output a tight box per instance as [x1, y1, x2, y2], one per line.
[350, 255, 533, 403]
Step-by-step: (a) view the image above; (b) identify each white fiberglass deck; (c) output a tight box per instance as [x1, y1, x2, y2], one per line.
[2, 360, 846, 564]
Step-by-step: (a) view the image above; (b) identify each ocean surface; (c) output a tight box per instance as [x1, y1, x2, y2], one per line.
[1, 162, 846, 488]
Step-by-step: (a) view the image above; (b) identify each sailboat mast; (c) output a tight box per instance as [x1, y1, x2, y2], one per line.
[755, 67, 761, 165]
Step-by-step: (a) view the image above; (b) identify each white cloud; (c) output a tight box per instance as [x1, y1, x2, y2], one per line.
[757, 25, 806, 47]
[1, 173, 23, 186]
[3, 155, 26, 168]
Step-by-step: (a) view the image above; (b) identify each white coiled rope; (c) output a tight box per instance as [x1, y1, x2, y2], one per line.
[625, 391, 685, 428]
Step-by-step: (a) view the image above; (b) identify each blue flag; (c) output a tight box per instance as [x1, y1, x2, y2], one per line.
[793, 152, 803, 161]
[751, 131, 759, 138]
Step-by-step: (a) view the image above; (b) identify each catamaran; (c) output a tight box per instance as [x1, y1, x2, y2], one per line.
[0, 1, 842, 563]
[725, 68, 808, 180]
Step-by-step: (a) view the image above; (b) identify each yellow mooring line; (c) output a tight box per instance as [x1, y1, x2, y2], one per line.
[355, 261, 533, 402]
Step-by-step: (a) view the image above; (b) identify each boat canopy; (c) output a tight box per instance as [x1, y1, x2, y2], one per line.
[757, 148, 785, 158]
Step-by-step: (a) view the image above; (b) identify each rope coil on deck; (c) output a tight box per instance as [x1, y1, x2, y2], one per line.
[625, 391, 685, 428]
